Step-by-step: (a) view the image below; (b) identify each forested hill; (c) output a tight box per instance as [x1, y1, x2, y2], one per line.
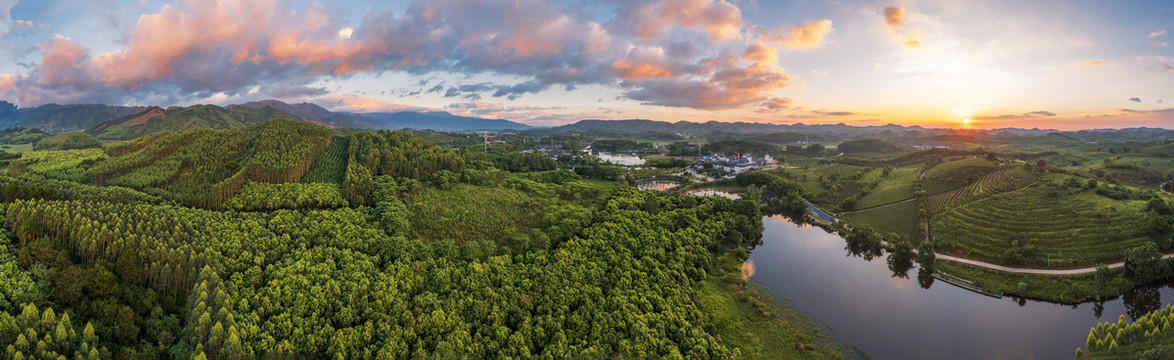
[87, 105, 309, 140]
[231, 100, 374, 129]
[0, 102, 148, 134]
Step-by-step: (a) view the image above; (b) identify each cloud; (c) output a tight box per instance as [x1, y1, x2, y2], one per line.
[1117, 108, 1174, 114]
[750, 20, 834, 50]
[2, 0, 818, 113]
[975, 111, 1058, 120]
[883, 6, 905, 29]
[1151, 30, 1168, 47]
[881, 6, 920, 48]
[1087, 61, 1107, 66]
[812, 110, 858, 116]
[611, 0, 745, 41]
[0, 0, 15, 36]
[1129, 97, 1142, 103]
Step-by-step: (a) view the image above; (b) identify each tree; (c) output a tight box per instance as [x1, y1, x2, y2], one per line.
[1124, 243, 1169, 283]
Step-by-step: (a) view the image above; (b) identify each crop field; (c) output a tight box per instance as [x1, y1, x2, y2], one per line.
[922, 177, 964, 195]
[856, 165, 918, 208]
[926, 168, 1039, 213]
[842, 199, 921, 240]
[931, 175, 1153, 266]
[809, 163, 869, 178]
[925, 157, 998, 184]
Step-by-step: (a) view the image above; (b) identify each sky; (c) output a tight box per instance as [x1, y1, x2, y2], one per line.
[0, 0, 1172, 129]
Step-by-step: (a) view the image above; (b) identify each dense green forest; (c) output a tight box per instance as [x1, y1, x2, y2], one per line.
[0, 119, 835, 359]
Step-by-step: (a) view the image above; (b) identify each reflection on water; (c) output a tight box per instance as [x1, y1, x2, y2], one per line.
[741, 259, 756, 280]
[636, 181, 679, 191]
[747, 215, 1174, 360]
[596, 152, 645, 166]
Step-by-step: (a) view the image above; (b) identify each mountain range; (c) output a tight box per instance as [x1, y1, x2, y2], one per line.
[0, 100, 533, 138]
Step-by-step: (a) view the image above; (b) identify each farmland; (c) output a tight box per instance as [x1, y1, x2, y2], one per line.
[856, 165, 918, 208]
[842, 199, 922, 240]
[931, 173, 1155, 266]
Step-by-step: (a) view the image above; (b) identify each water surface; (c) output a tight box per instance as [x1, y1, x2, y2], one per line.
[748, 215, 1174, 360]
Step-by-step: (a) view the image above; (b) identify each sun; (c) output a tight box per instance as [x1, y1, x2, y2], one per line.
[962, 118, 971, 125]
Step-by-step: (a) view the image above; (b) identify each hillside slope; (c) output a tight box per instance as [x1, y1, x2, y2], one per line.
[88, 104, 305, 140]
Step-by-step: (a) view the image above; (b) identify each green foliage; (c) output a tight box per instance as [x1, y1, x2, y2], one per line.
[0, 303, 109, 359]
[300, 135, 350, 184]
[32, 132, 102, 151]
[1123, 243, 1170, 283]
[836, 139, 900, 153]
[0, 128, 50, 145]
[223, 181, 348, 211]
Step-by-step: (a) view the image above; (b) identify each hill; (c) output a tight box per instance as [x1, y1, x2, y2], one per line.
[232, 100, 372, 128]
[88, 104, 305, 140]
[361, 111, 532, 131]
[8, 103, 148, 133]
[32, 131, 102, 151]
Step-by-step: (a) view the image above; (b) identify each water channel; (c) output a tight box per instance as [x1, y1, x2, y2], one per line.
[686, 189, 1174, 359]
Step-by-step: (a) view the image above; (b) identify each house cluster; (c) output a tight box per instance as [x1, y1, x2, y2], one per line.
[535, 144, 574, 158]
[695, 153, 774, 175]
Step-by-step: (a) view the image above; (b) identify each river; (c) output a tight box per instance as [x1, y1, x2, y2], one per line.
[747, 215, 1174, 359]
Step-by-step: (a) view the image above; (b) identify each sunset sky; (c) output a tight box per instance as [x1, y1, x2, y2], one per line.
[1, 0, 1172, 129]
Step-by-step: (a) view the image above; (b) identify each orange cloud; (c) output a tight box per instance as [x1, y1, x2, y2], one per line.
[1087, 61, 1107, 66]
[612, 59, 673, 79]
[883, 6, 906, 29]
[752, 20, 834, 50]
[882, 6, 921, 48]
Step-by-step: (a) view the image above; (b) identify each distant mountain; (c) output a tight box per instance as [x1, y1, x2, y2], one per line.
[553, 119, 922, 135]
[232, 100, 373, 128]
[3, 103, 148, 133]
[89, 104, 305, 140]
[361, 111, 532, 131]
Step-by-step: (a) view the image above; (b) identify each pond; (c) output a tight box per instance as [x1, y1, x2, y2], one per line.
[596, 152, 645, 166]
[746, 215, 1174, 359]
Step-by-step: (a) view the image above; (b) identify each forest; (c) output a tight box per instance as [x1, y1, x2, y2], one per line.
[0, 119, 822, 359]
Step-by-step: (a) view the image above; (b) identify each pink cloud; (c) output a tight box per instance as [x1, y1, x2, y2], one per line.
[615, 0, 744, 41]
[752, 20, 834, 50]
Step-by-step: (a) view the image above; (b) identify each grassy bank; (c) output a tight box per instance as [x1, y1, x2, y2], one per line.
[695, 275, 855, 359]
[934, 261, 1135, 303]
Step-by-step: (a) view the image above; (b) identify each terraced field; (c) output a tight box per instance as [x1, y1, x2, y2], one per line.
[926, 167, 1038, 213]
[932, 175, 1153, 266]
[925, 157, 998, 184]
[842, 199, 921, 240]
[856, 165, 919, 208]
[923, 177, 965, 195]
